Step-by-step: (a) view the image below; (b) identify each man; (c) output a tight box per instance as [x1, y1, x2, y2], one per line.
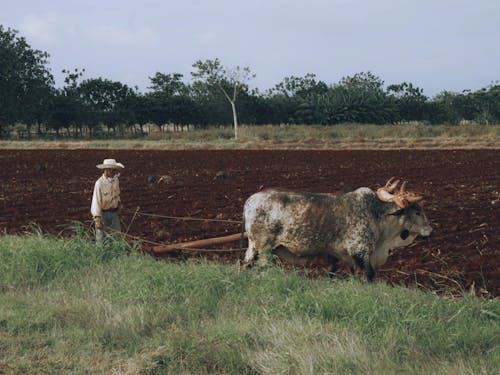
[91, 158, 125, 245]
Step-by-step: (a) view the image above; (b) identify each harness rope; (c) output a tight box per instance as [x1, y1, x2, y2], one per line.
[97, 206, 246, 253]
[123, 208, 242, 224]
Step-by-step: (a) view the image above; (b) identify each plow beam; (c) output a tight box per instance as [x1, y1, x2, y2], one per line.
[152, 232, 247, 254]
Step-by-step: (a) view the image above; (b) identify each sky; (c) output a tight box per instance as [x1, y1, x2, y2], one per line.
[2, 0, 499, 97]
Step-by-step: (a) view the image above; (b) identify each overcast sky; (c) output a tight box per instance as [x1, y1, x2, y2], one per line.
[2, 0, 499, 96]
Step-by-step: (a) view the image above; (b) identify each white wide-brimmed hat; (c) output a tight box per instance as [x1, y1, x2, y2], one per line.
[96, 159, 125, 169]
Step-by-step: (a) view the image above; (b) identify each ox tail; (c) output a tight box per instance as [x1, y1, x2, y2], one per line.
[239, 217, 246, 256]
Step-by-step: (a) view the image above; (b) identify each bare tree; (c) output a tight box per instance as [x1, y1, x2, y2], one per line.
[192, 58, 255, 139]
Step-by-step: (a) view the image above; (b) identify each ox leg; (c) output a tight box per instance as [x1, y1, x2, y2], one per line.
[242, 239, 258, 268]
[327, 255, 339, 278]
[243, 236, 275, 269]
[255, 244, 274, 267]
[353, 253, 375, 282]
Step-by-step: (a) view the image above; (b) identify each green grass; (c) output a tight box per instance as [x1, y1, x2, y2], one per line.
[1, 123, 498, 150]
[0, 232, 499, 374]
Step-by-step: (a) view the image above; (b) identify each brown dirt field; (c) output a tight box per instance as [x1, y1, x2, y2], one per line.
[0, 149, 498, 297]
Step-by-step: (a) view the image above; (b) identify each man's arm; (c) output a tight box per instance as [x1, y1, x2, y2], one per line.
[91, 180, 103, 229]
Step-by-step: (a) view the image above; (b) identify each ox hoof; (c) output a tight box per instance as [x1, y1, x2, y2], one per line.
[239, 260, 253, 270]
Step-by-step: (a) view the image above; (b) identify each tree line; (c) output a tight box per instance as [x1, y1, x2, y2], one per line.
[1, 25, 499, 139]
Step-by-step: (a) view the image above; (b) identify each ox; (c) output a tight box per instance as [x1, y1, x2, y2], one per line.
[242, 179, 432, 281]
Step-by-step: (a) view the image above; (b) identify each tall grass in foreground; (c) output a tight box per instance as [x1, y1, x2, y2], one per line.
[0, 233, 499, 374]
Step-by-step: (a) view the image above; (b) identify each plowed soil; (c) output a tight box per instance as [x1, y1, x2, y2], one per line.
[0, 149, 498, 297]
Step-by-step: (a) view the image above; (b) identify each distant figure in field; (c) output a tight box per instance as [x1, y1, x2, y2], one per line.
[91, 158, 125, 245]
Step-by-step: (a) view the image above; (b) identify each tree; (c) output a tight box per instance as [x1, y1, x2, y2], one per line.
[428, 91, 462, 124]
[77, 77, 136, 135]
[318, 72, 397, 124]
[48, 94, 77, 137]
[49, 68, 87, 136]
[470, 84, 500, 124]
[149, 72, 188, 97]
[267, 74, 328, 125]
[387, 82, 428, 122]
[339, 71, 385, 93]
[270, 73, 328, 98]
[191, 58, 255, 139]
[147, 72, 195, 130]
[0, 25, 54, 137]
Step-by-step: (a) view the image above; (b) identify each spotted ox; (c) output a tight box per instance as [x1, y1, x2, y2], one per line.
[242, 179, 432, 281]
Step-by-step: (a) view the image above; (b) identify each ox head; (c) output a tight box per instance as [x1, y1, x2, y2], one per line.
[377, 178, 432, 239]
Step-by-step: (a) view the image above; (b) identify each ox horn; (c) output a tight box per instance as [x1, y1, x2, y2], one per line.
[406, 195, 423, 204]
[378, 179, 423, 209]
[385, 177, 400, 193]
[377, 180, 408, 209]
[377, 188, 408, 209]
[399, 181, 407, 194]
[376, 188, 395, 202]
[399, 181, 423, 206]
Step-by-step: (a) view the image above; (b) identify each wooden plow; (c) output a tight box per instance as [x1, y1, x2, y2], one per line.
[151, 232, 247, 254]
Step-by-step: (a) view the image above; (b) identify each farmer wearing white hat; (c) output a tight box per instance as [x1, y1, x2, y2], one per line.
[91, 159, 125, 245]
